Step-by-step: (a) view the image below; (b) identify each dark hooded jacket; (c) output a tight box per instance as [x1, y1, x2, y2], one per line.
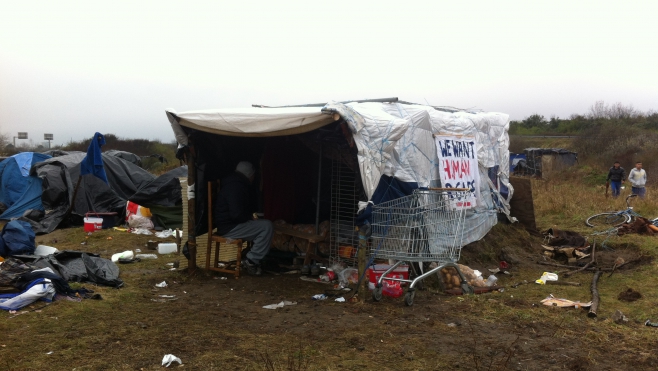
[213, 172, 254, 235]
[607, 166, 625, 182]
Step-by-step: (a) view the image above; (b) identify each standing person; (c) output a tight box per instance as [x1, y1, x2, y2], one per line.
[213, 161, 273, 276]
[606, 161, 625, 198]
[628, 161, 647, 198]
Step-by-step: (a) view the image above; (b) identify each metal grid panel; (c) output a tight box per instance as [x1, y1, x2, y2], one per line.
[329, 159, 361, 267]
[370, 190, 469, 263]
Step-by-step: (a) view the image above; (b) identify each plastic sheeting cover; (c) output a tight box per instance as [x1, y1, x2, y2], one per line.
[322, 102, 512, 247]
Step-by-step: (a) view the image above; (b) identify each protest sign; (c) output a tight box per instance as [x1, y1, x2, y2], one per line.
[434, 135, 480, 209]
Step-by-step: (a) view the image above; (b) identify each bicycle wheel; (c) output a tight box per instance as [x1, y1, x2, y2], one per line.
[586, 212, 631, 227]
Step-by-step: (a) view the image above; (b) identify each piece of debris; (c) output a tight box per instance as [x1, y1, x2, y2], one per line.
[609, 257, 625, 277]
[499, 261, 509, 269]
[46, 351, 53, 355]
[540, 294, 592, 308]
[446, 323, 458, 327]
[611, 310, 629, 324]
[535, 272, 558, 285]
[618, 288, 642, 302]
[488, 268, 501, 274]
[155, 281, 167, 288]
[262, 301, 297, 309]
[312, 294, 327, 300]
[645, 319, 658, 328]
[284, 270, 300, 274]
[335, 297, 346, 302]
[511, 280, 529, 288]
[588, 271, 602, 318]
[162, 354, 182, 367]
[159, 295, 176, 298]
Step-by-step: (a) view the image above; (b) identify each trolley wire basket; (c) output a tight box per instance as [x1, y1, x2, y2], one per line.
[369, 188, 473, 305]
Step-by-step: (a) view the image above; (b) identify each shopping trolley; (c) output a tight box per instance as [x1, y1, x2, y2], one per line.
[370, 188, 473, 306]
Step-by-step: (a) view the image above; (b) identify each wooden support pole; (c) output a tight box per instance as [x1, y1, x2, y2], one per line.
[588, 271, 602, 318]
[357, 227, 368, 303]
[186, 142, 197, 274]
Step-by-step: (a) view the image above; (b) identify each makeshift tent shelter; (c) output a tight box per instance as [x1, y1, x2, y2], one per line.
[105, 150, 143, 167]
[166, 98, 514, 271]
[521, 148, 578, 178]
[0, 152, 52, 220]
[129, 166, 188, 228]
[26, 152, 156, 234]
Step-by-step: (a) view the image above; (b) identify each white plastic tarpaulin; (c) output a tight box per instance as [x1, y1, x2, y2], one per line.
[166, 101, 513, 246]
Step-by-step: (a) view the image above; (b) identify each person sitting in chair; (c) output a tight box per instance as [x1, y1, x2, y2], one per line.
[213, 161, 272, 275]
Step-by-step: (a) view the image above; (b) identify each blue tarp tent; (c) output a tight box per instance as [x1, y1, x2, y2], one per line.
[0, 152, 52, 219]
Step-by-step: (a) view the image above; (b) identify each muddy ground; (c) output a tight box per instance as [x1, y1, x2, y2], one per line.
[2, 225, 658, 370]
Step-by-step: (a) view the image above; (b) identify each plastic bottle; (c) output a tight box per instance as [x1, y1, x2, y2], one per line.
[485, 275, 498, 287]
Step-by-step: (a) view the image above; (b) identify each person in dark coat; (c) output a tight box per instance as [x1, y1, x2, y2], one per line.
[607, 161, 625, 198]
[213, 161, 272, 275]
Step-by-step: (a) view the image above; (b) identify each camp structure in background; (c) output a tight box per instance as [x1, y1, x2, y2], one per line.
[166, 98, 514, 271]
[515, 148, 578, 178]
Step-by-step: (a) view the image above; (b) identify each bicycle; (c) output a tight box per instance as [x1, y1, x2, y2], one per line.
[585, 194, 640, 227]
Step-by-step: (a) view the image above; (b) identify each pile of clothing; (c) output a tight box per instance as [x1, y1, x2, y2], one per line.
[0, 252, 122, 311]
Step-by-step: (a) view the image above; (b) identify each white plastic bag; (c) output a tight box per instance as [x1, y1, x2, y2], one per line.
[162, 354, 182, 367]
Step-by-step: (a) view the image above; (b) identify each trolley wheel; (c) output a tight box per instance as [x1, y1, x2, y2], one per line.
[372, 285, 383, 302]
[461, 282, 474, 295]
[404, 290, 416, 306]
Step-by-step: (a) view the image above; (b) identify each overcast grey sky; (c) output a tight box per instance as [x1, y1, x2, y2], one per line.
[1, 1, 657, 146]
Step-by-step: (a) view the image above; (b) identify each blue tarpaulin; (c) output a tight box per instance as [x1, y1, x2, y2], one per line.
[0, 220, 36, 257]
[0, 152, 52, 220]
[80, 132, 108, 184]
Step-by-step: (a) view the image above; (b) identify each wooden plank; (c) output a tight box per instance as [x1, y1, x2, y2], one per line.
[274, 225, 325, 243]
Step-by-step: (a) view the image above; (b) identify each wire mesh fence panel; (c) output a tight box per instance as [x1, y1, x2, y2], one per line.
[329, 159, 362, 267]
[370, 189, 469, 263]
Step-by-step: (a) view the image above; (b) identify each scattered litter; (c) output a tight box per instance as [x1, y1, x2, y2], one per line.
[335, 297, 346, 302]
[111, 250, 134, 263]
[155, 281, 167, 288]
[300, 276, 332, 284]
[262, 301, 297, 309]
[113, 227, 128, 232]
[645, 319, 658, 327]
[166, 263, 174, 266]
[499, 261, 509, 269]
[131, 228, 153, 235]
[535, 272, 558, 285]
[284, 270, 300, 274]
[618, 288, 643, 302]
[485, 275, 498, 287]
[135, 249, 141, 253]
[503, 271, 511, 275]
[46, 351, 53, 355]
[157, 243, 177, 254]
[106, 236, 113, 240]
[611, 310, 629, 324]
[169, 268, 176, 271]
[213, 277, 228, 280]
[540, 294, 591, 308]
[511, 280, 529, 288]
[155, 229, 183, 239]
[312, 294, 327, 300]
[488, 268, 500, 274]
[162, 354, 182, 367]
[447, 323, 457, 327]
[151, 297, 178, 302]
[135, 254, 157, 260]
[159, 295, 176, 298]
